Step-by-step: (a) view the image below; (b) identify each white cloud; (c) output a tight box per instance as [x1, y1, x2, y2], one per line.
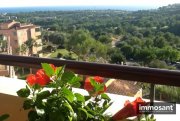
[0, 0, 179, 7]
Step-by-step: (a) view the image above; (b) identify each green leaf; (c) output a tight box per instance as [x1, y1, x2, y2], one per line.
[61, 71, 75, 83]
[62, 88, 74, 103]
[84, 96, 91, 101]
[32, 84, 41, 90]
[55, 66, 65, 78]
[101, 101, 113, 114]
[46, 82, 56, 88]
[23, 99, 34, 110]
[17, 87, 30, 98]
[55, 66, 65, 86]
[87, 113, 94, 119]
[28, 110, 39, 121]
[68, 76, 81, 88]
[101, 93, 111, 101]
[63, 102, 74, 115]
[86, 102, 94, 111]
[78, 108, 88, 120]
[49, 111, 65, 121]
[41, 63, 54, 77]
[0, 114, 10, 121]
[90, 79, 97, 88]
[36, 90, 51, 100]
[74, 93, 85, 102]
[47, 96, 57, 105]
[90, 79, 104, 92]
[35, 100, 45, 109]
[96, 84, 104, 92]
[35, 90, 50, 109]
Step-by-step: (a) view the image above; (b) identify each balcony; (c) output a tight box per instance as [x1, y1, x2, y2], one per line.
[0, 54, 180, 121]
[35, 31, 41, 37]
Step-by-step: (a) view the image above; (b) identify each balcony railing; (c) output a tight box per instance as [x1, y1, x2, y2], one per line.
[0, 54, 180, 102]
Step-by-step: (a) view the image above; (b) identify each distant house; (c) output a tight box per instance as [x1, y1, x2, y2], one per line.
[0, 20, 42, 55]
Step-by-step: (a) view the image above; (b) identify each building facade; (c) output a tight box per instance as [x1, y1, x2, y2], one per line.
[0, 20, 42, 55]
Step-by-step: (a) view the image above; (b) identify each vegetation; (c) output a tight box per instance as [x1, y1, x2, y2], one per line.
[0, 114, 10, 121]
[156, 85, 180, 103]
[1, 4, 180, 102]
[50, 49, 77, 59]
[17, 63, 112, 121]
[0, 35, 7, 52]
[4, 4, 179, 66]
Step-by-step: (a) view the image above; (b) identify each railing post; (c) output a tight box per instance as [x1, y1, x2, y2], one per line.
[150, 83, 155, 104]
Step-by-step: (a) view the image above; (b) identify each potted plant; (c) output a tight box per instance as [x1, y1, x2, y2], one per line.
[17, 63, 112, 121]
[17, 63, 155, 121]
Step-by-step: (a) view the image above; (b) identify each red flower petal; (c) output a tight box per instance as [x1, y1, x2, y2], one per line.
[113, 103, 134, 120]
[26, 74, 37, 86]
[84, 77, 93, 91]
[124, 100, 131, 106]
[112, 97, 147, 121]
[36, 69, 51, 86]
[93, 76, 104, 83]
[84, 76, 106, 95]
[36, 76, 48, 86]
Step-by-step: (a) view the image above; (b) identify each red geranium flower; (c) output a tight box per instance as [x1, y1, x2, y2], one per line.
[84, 76, 106, 95]
[26, 74, 37, 86]
[93, 76, 104, 83]
[112, 97, 147, 121]
[26, 64, 56, 86]
[36, 69, 51, 86]
[84, 78, 93, 91]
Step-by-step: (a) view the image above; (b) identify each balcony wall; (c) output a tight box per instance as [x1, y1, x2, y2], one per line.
[1, 76, 180, 121]
[0, 77, 28, 121]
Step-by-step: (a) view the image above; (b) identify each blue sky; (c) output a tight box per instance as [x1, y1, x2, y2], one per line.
[0, 0, 179, 7]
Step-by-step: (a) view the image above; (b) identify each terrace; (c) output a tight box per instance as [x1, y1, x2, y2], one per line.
[0, 54, 180, 121]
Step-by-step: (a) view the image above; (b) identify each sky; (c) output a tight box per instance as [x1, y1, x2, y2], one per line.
[0, 0, 179, 8]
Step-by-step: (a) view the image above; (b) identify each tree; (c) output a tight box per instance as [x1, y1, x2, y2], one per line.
[17, 39, 39, 55]
[137, 48, 156, 64]
[127, 37, 142, 46]
[66, 29, 90, 51]
[110, 52, 125, 64]
[156, 47, 180, 62]
[0, 35, 7, 52]
[19, 43, 28, 55]
[73, 37, 108, 61]
[48, 32, 65, 46]
[120, 45, 134, 59]
[49, 23, 60, 31]
[149, 59, 175, 70]
[144, 38, 153, 48]
[154, 36, 167, 48]
[108, 48, 125, 64]
[143, 29, 152, 37]
[25, 39, 37, 55]
[98, 35, 112, 44]
[94, 41, 108, 59]
[114, 27, 123, 35]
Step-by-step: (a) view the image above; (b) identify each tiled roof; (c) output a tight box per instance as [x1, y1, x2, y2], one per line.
[106, 79, 140, 96]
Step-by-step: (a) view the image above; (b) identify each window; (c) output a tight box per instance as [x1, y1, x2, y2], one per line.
[35, 28, 40, 32]
[13, 32, 16, 36]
